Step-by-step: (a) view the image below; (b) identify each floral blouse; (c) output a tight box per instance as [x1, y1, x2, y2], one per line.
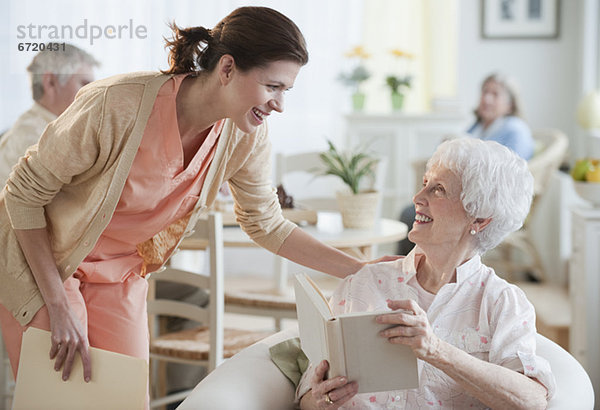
[296, 248, 555, 409]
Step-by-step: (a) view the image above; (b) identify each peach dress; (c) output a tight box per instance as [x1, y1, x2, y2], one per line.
[0, 74, 223, 377]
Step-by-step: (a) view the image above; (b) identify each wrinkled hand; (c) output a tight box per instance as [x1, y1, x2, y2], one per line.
[377, 299, 441, 360]
[47, 305, 91, 382]
[301, 360, 358, 409]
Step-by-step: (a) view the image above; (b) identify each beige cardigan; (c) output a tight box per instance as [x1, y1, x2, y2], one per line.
[0, 71, 295, 325]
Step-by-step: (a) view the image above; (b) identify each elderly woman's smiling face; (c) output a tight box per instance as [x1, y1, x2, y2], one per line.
[408, 165, 474, 251]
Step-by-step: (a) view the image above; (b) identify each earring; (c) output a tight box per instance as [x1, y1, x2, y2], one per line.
[470, 229, 476, 235]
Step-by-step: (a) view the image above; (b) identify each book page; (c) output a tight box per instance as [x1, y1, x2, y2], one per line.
[294, 274, 331, 365]
[12, 327, 147, 410]
[303, 274, 333, 316]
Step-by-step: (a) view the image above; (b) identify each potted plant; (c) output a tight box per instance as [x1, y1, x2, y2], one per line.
[338, 45, 371, 111]
[317, 139, 381, 228]
[385, 48, 415, 111]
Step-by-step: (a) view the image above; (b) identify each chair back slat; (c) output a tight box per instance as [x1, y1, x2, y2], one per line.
[149, 268, 210, 289]
[147, 299, 209, 323]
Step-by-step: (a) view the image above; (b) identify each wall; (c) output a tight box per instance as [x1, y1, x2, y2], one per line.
[457, 0, 583, 160]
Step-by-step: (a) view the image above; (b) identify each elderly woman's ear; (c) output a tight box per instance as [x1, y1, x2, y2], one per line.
[472, 217, 492, 234]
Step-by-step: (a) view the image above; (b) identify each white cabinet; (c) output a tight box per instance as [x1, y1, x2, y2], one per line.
[345, 112, 467, 218]
[569, 207, 600, 405]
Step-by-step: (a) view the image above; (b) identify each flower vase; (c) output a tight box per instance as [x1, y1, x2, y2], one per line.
[352, 92, 366, 111]
[391, 91, 404, 111]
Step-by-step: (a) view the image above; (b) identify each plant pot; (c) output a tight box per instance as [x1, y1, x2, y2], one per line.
[352, 92, 366, 111]
[391, 91, 404, 111]
[336, 190, 380, 229]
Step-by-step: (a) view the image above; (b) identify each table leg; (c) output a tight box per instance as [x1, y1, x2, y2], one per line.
[273, 256, 289, 295]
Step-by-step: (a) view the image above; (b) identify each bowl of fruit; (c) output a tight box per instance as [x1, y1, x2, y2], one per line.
[571, 158, 600, 206]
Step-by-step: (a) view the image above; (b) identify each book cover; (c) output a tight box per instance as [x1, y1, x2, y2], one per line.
[294, 273, 419, 393]
[12, 327, 147, 410]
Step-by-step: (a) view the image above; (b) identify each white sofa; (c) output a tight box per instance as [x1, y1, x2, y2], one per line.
[177, 328, 595, 410]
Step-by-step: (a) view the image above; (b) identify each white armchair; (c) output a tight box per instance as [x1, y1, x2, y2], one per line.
[177, 328, 595, 410]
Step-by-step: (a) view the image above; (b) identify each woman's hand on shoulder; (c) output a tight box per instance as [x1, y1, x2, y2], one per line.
[359, 255, 404, 272]
[300, 360, 358, 409]
[377, 299, 441, 361]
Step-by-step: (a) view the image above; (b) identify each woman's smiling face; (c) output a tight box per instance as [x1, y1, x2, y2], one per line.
[408, 165, 473, 250]
[226, 59, 301, 133]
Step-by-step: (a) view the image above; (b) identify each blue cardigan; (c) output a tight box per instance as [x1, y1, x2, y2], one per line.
[467, 116, 534, 160]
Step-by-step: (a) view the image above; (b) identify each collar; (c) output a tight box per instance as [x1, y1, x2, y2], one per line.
[480, 116, 507, 140]
[32, 102, 58, 123]
[402, 246, 483, 285]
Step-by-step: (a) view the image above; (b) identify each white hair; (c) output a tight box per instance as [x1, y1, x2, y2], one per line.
[26, 43, 100, 100]
[426, 138, 534, 254]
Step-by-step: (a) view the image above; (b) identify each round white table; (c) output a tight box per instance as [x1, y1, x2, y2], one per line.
[182, 211, 407, 254]
[181, 212, 408, 292]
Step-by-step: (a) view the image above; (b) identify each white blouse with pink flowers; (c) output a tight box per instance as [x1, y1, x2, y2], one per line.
[296, 248, 555, 409]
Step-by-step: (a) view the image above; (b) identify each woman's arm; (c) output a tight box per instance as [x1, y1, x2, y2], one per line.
[378, 300, 547, 410]
[277, 227, 401, 278]
[277, 227, 364, 278]
[14, 228, 91, 382]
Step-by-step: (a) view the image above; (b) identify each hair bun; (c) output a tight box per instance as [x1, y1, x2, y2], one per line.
[183, 26, 212, 43]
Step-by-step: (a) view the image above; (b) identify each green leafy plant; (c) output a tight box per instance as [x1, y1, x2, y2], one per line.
[385, 75, 412, 94]
[318, 140, 379, 195]
[385, 48, 415, 95]
[339, 65, 371, 90]
[338, 45, 371, 93]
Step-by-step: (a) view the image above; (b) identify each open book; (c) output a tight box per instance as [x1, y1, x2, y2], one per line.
[294, 273, 419, 393]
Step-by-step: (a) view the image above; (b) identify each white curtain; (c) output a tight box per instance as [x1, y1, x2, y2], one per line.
[1, 0, 364, 156]
[360, 0, 458, 113]
[1, 0, 458, 152]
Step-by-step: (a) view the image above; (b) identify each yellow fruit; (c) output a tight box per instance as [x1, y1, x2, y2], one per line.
[572, 159, 593, 181]
[586, 165, 600, 183]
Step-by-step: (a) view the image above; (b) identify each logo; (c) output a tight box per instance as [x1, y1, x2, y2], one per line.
[16, 19, 148, 46]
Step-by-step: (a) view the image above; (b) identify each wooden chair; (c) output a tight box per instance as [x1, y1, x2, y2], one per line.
[147, 213, 272, 409]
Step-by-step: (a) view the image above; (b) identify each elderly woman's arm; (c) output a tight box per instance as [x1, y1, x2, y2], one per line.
[425, 337, 547, 409]
[378, 300, 548, 410]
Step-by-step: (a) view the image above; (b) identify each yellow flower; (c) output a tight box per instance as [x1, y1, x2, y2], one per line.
[344, 45, 370, 59]
[390, 49, 415, 59]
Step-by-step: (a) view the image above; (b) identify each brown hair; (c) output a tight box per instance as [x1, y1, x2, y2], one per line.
[162, 6, 308, 74]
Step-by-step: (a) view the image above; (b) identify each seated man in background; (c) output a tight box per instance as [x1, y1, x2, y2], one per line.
[398, 72, 534, 255]
[0, 43, 98, 183]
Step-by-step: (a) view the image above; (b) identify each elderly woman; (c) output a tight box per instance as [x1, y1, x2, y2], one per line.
[398, 73, 535, 255]
[298, 138, 555, 409]
[468, 72, 534, 161]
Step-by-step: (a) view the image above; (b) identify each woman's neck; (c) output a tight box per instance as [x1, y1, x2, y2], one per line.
[176, 72, 225, 139]
[415, 244, 477, 294]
